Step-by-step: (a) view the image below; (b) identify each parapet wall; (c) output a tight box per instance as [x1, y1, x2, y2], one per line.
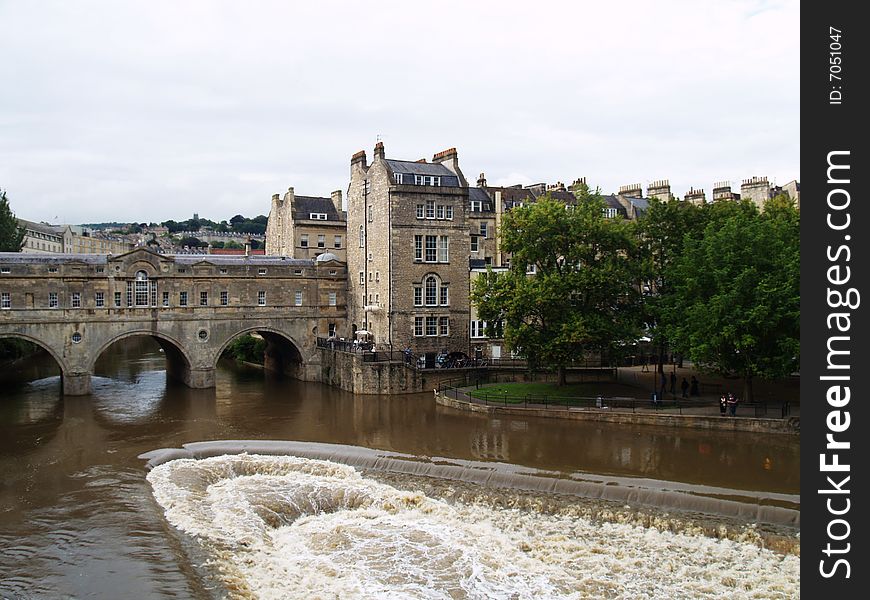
[435, 392, 800, 434]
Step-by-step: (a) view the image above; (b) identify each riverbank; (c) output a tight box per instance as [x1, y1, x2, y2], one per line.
[435, 389, 800, 434]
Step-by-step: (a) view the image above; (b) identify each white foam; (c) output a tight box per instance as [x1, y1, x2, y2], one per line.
[148, 454, 799, 599]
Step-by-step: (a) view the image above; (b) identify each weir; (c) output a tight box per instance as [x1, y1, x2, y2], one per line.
[140, 440, 800, 527]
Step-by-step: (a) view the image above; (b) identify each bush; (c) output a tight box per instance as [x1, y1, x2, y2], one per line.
[222, 335, 265, 364]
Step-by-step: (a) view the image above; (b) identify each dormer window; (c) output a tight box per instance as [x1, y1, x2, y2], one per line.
[394, 173, 404, 184]
[414, 175, 441, 186]
[471, 200, 482, 212]
[603, 207, 618, 219]
[310, 213, 328, 220]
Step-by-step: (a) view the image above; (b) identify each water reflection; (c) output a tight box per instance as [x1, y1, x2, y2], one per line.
[0, 338, 801, 599]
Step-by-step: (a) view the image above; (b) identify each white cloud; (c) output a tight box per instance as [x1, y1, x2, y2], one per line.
[0, 0, 799, 223]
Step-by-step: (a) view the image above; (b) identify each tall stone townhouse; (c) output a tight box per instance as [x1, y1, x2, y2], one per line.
[265, 187, 347, 261]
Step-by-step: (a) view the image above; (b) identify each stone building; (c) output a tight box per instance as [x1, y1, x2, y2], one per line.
[712, 181, 740, 202]
[18, 220, 64, 253]
[18, 220, 134, 254]
[265, 187, 346, 260]
[346, 143, 471, 363]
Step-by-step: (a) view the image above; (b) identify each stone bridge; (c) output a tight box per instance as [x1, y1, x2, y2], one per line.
[0, 249, 347, 394]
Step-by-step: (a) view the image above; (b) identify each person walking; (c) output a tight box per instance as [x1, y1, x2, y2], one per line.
[690, 375, 700, 397]
[681, 377, 689, 398]
[719, 394, 728, 416]
[669, 371, 677, 395]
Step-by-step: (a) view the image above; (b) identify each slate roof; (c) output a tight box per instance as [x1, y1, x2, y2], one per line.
[468, 188, 494, 212]
[292, 196, 344, 221]
[17, 219, 63, 237]
[0, 252, 106, 264]
[385, 159, 461, 187]
[385, 160, 454, 177]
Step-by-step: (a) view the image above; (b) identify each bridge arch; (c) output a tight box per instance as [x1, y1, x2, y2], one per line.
[0, 331, 68, 374]
[215, 326, 305, 379]
[90, 330, 195, 387]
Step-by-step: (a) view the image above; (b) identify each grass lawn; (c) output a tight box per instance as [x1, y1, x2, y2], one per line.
[467, 381, 644, 403]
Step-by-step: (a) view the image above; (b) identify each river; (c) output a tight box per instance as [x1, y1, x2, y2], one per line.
[0, 338, 799, 599]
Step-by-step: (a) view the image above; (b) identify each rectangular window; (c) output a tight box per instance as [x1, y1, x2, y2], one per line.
[439, 317, 449, 336]
[49, 292, 58, 308]
[426, 200, 435, 219]
[71, 292, 81, 308]
[480, 222, 488, 238]
[200, 291, 208, 306]
[425, 236, 437, 262]
[446, 205, 453, 219]
[414, 287, 422, 306]
[220, 291, 228, 306]
[258, 268, 267, 275]
[414, 316, 423, 336]
[334, 235, 342, 249]
[394, 173, 404, 184]
[180, 291, 188, 306]
[426, 316, 438, 336]
[414, 235, 423, 261]
[258, 291, 266, 306]
[220, 268, 228, 274]
[375, 271, 380, 282]
[369, 272, 373, 282]
[48, 267, 58, 273]
[114, 291, 121, 307]
[375, 293, 379, 304]
[0, 292, 10, 309]
[359, 226, 364, 248]
[416, 204, 424, 219]
[471, 200, 482, 212]
[317, 234, 326, 248]
[300, 234, 309, 248]
[367, 206, 373, 223]
[310, 212, 328, 220]
[96, 267, 104, 273]
[436, 204, 445, 219]
[328, 322, 336, 337]
[163, 291, 170, 307]
[425, 282, 437, 306]
[471, 236, 479, 252]
[295, 291, 303, 306]
[0, 267, 10, 274]
[359, 271, 365, 285]
[95, 292, 105, 307]
[438, 236, 449, 262]
[440, 286, 449, 306]
[328, 292, 337, 306]
[527, 264, 537, 274]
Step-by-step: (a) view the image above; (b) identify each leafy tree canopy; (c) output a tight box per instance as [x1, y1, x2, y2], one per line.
[472, 193, 642, 384]
[662, 199, 799, 400]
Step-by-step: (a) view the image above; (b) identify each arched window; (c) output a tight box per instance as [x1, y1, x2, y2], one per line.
[425, 275, 438, 306]
[134, 270, 149, 306]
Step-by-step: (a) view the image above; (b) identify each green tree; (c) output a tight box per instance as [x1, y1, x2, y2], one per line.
[637, 197, 707, 363]
[0, 190, 26, 252]
[472, 194, 642, 385]
[663, 199, 799, 401]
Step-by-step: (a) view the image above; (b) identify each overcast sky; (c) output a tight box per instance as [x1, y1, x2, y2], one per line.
[0, 0, 799, 225]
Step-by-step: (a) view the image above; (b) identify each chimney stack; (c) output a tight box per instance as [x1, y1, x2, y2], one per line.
[373, 141, 385, 160]
[351, 150, 367, 168]
[477, 172, 487, 187]
[331, 189, 343, 214]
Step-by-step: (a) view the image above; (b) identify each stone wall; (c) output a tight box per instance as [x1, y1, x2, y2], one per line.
[319, 348, 469, 395]
[435, 392, 800, 434]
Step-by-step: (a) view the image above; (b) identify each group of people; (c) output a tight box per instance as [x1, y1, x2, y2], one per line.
[662, 371, 700, 398]
[720, 392, 739, 416]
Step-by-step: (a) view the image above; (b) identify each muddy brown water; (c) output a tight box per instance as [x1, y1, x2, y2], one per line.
[0, 338, 799, 598]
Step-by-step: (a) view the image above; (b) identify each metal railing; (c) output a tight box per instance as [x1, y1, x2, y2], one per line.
[436, 373, 792, 418]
